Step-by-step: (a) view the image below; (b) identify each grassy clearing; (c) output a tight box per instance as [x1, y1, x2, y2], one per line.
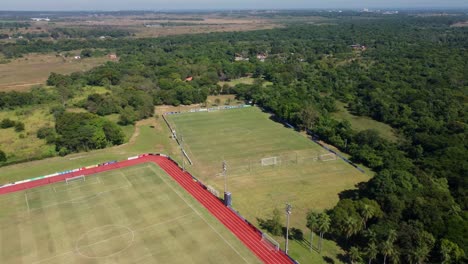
[0, 85, 131, 164]
[0, 163, 260, 263]
[218, 77, 273, 87]
[167, 107, 370, 263]
[67, 85, 109, 106]
[332, 101, 398, 142]
[0, 105, 55, 162]
[0, 53, 109, 91]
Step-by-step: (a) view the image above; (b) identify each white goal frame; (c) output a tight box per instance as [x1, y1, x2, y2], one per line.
[261, 233, 280, 251]
[319, 153, 337, 161]
[261, 157, 278, 166]
[65, 175, 85, 184]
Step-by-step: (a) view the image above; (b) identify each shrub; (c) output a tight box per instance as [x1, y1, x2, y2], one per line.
[14, 122, 25, 132]
[0, 118, 16, 128]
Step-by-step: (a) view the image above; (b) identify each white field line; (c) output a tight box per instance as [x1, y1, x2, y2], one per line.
[25, 193, 30, 214]
[31, 212, 196, 264]
[25, 186, 54, 196]
[0, 192, 25, 202]
[148, 166, 251, 264]
[75, 225, 136, 259]
[53, 177, 101, 193]
[29, 184, 131, 212]
[119, 171, 133, 187]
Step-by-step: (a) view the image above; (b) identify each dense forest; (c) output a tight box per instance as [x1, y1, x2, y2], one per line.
[0, 13, 466, 263]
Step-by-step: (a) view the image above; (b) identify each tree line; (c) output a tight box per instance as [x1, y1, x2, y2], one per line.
[0, 13, 466, 263]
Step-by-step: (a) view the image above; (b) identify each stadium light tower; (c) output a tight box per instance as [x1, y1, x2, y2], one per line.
[223, 161, 232, 206]
[223, 161, 227, 192]
[180, 135, 185, 172]
[285, 203, 292, 254]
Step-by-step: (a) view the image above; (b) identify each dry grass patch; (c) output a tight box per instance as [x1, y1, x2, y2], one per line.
[0, 53, 109, 91]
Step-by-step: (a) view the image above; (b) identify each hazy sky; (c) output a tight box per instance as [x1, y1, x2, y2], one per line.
[1, 0, 467, 11]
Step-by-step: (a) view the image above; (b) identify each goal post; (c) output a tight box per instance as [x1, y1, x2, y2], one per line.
[261, 156, 278, 166]
[65, 175, 85, 184]
[261, 233, 280, 251]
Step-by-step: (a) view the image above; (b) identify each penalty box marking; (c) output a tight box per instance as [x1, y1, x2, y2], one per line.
[147, 166, 250, 264]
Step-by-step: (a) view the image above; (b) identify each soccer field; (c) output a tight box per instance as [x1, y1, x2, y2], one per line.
[0, 163, 261, 264]
[167, 107, 370, 228]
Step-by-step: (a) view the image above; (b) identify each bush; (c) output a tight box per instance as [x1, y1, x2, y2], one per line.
[0, 150, 6, 162]
[58, 147, 69, 156]
[14, 122, 25, 132]
[37, 126, 56, 139]
[0, 118, 16, 128]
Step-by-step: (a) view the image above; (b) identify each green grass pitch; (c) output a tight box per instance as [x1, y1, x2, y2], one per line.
[0, 163, 261, 264]
[167, 107, 370, 263]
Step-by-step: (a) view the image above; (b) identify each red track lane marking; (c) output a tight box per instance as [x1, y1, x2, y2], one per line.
[0, 155, 294, 264]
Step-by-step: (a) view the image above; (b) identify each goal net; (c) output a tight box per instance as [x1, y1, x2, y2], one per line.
[65, 175, 85, 184]
[261, 157, 278, 166]
[261, 233, 280, 251]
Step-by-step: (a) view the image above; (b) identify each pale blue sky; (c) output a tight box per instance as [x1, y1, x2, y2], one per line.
[1, 0, 467, 11]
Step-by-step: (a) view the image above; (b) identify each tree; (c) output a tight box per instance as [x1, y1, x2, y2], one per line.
[258, 208, 283, 236]
[344, 216, 361, 241]
[306, 210, 319, 251]
[270, 208, 283, 236]
[366, 242, 379, 264]
[317, 213, 331, 252]
[119, 106, 138, 125]
[440, 239, 465, 264]
[349, 246, 363, 264]
[382, 230, 398, 264]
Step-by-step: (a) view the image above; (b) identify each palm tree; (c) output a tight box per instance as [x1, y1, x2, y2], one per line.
[381, 239, 396, 264]
[387, 229, 397, 244]
[344, 216, 361, 241]
[360, 204, 374, 229]
[381, 229, 398, 264]
[366, 242, 378, 264]
[317, 213, 331, 253]
[306, 211, 319, 252]
[349, 246, 362, 264]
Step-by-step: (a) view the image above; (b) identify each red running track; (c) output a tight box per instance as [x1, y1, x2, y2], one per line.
[0, 154, 294, 264]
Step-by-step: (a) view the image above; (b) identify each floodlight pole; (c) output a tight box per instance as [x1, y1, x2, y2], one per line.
[223, 161, 227, 193]
[285, 203, 292, 254]
[180, 135, 185, 172]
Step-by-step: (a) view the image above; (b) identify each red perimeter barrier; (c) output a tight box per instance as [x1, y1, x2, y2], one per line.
[0, 155, 294, 264]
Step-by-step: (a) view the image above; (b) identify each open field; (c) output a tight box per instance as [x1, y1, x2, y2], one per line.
[218, 77, 273, 88]
[167, 107, 370, 263]
[0, 53, 109, 91]
[0, 163, 260, 263]
[332, 101, 398, 142]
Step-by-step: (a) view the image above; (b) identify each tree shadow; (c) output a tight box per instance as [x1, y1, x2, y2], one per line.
[323, 256, 335, 264]
[337, 253, 349, 263]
